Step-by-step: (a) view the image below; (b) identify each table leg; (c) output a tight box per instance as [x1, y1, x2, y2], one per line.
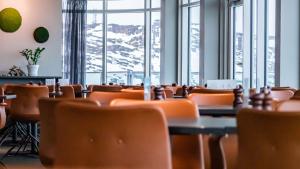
[30, 123, 38, 154]
[209, 135, 227, 169]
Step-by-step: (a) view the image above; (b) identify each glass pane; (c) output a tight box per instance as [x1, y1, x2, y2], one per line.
[108, 0, 144, 10]
[182, 0, 189, 4]
[107, 13, 145, 85]
[189, 6, 200, 86]
[86, 13, 103, 84]
[151, 12, 161, 85]
[233, 6, 244, 84]
[152, 0, 161, 8]
[190, 0, 200, 3]
[267, 0, 276, 86]
[252, 0, 257, 88]
[87, 0, 103, 10]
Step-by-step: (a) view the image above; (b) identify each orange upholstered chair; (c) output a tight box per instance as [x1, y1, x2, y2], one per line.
[237, 109, 300, 169]
[270, 90, 294, 101]
[188, 93, 235, 106]
[276, 100, 300, 111]
[88, 91, 144, 106]
[56, 86, 75, 99]
[2, 86, 49, 157]
[110, 99, 203, 169]
[53, 103, 172, 169]
[164, 88, 174, 98]
[188, 93, 236, 169]
[38, 98, 100, 168]
[71, 84, 83, 98]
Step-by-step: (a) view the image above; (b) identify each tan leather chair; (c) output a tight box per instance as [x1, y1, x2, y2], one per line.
[276, 100, 300, 111]
[164, 88, 174, 98]
[270, 90, 294, 101]
[110, 99, 203, 169]
[188, 93, 235, 106]
[191, 88, 233, 94]
[188, 93, 236, 169]
[2, 86, 49, 157]
[237, 108, 300, 169]
[10, 86, 49, 122]
[56, 86, 75, 99]
[90, 85, 122, 92]
[71, 84, 83, 98]
[272, 86, 296, 92]
[53, 103, 172, 169]
[39, 98, 100, 168]
[88, 91, 144, 106]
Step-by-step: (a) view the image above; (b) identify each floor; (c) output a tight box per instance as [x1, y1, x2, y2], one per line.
[0, 146, 43, 169]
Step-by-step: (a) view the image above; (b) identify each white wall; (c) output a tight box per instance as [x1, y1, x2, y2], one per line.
[203, 0, 220, 80]
[280, 0, 300, 88]
[0, 0, 62, 76]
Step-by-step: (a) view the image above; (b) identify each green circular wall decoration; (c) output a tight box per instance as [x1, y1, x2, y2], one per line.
[0, 8, 22, 33]
[33, 27, 49, 43]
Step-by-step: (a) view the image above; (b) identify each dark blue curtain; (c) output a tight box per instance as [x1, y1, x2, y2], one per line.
[63, 0, 87, 84]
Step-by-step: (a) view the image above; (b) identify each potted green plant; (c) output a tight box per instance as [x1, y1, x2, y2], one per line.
[20, 47, 45, 76]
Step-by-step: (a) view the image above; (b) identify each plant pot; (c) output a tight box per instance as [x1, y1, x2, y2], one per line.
[27, 65, 39, 76]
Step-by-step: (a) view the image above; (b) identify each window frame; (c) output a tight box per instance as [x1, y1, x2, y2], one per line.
[228, 0, 280, 88]
[178, 0, 202, 86]
[62, 0, 161, 85]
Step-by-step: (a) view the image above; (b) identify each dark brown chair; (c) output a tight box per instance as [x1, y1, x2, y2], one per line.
[238, 109, 300, 169]
[39, 98, 100, 168]
[53, 103, 172, 169]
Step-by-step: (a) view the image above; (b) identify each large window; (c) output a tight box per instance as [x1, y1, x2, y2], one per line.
[63, 0, 161, 85]
[231, 5, 244, 84]
[266, 0, 276, 86]
[230, 0, 278, 87]
[180, 0, 201, 86]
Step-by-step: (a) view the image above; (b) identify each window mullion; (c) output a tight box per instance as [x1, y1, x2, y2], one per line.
[102, 0, 107, 84]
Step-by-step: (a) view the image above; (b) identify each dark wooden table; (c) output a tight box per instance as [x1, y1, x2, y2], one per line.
[168, 117, 237, 169]
[198, 105, 241, 117]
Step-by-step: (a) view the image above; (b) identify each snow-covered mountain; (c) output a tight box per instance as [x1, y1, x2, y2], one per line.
[85, 19, 161, 85]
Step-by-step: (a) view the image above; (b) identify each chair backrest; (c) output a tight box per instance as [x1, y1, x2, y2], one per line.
[191, 88, 233, 94]
[164, 88, 174, 98]
[188, 93, 234, 106]
[276, 100, 300, 111]
[38, 98, 100, 167]
[71, 84, 83, 97]
[54, 103, 172, 169]
[10, 86, 49, 119]
[272, 86, 296, 92]
[270, 90, 294, 101]
[91, 85, 122, 92]
[57, 86, 75, 99]
[88, 91, 144, 106]
[237, 108, 300, 169]
[110, 99, 203, 169]
[110, 99, 199, 119]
